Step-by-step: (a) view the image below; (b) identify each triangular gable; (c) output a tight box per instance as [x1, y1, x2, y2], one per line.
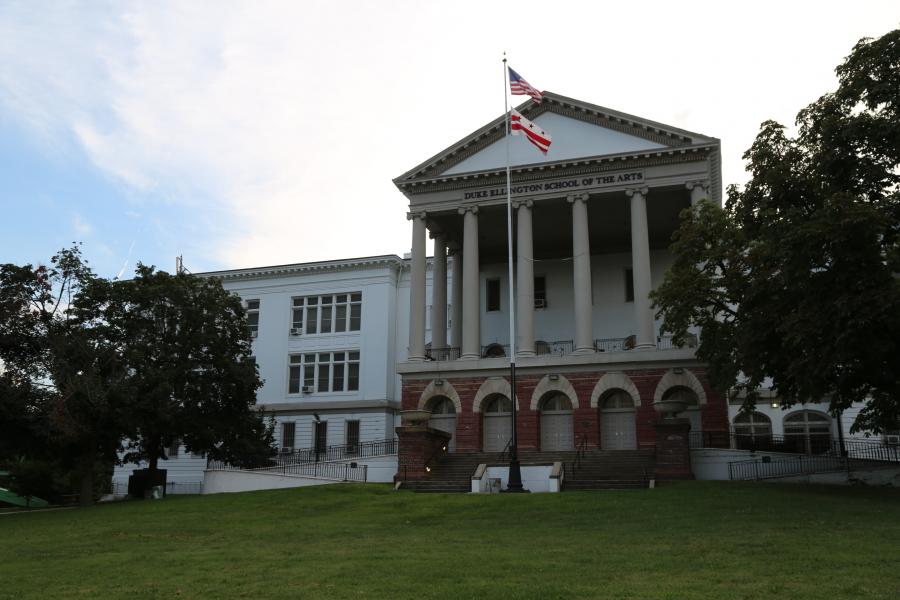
[394, 92, 717, 184]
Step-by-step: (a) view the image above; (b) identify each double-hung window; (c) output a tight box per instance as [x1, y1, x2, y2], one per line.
[291, 293, 362, 335]
[288, 351, 360, 394]
[245, 299, 260, 337]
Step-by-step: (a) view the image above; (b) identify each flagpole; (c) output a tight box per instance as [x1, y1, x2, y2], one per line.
[503, 53, 525, 493]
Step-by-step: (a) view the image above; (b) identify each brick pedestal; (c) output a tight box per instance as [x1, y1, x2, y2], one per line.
[654, 419, 694, 480]
[395, 426, 452, 482]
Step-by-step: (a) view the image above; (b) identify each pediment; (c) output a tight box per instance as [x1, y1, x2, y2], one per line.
[395, 92, 717, 186]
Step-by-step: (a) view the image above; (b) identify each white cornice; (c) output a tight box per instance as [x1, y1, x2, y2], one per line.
[198, 255, 405, 281]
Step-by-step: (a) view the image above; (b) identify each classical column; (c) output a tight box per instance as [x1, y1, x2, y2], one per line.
[449, 244, 463, 351]
[627, 187, 655, 350]
[568, 193, 594, 354]
[686, 180, 710, 207]
[407, 212, 427, 362]
[459, 206, 481, 360]
[515, 199, 535, 357]
[431, 233, 448, 352]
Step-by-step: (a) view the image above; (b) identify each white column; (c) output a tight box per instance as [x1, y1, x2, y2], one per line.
[568, 193, 594, 354]
[407, 212, 427, 362]
[627, 187, 655, 350]
[515, 200, 535, 357]
[431, 233, 448, 351]
[449, 244, 463, 351]
[686, 180, 710, 207]
[459, 206, 481, 360]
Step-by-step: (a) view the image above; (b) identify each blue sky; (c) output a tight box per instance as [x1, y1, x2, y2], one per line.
[1, 1, 897, 279]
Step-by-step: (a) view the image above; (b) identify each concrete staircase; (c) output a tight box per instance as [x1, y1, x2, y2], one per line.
[563, 449, 655, 490]
[400, 449, 655, 493]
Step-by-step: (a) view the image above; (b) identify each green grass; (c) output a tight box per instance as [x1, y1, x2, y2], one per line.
[1, 482, 898, 599]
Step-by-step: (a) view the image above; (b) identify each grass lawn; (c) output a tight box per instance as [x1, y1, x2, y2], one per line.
[1, 482, 898, 599]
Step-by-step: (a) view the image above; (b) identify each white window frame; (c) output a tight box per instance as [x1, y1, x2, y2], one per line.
[245, 299, 260, 337]
[288, 350, 360, 395]
[291, 292, 362, 336]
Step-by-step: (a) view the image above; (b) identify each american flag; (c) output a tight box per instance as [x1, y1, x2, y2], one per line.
[508, 66, 543, 104]
[510, 108, 551, 154]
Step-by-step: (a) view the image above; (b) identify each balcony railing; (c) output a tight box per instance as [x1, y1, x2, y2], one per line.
[656, 333, 698, 350]
[425, 347, 461, 361]
[594, 337, 629, 353]
[535, 340, 574, 356]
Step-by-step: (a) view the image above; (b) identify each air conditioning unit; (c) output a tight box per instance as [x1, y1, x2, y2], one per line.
[250, 330, 258, 339]
[886, 434, 900, 446]
[534, 298, 546, 309]
[280, 447, 293, 454]
[289, 328, 302, 336]
[302, 386, 314, 394]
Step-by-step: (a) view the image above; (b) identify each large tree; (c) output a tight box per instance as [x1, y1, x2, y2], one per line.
[651, 30, 900, 433]
[89, 264, 274, 472]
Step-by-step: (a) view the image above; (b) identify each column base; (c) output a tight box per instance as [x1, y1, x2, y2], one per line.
[516, 350, 536, 358]
[407, 355, 426, 362]
[572, 346, 596, 355]
[460, 353, 480, 360]
[632, 342, 656, 351]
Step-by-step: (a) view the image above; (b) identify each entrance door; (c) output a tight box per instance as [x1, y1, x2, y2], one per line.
[600, 391, 637, 450]
[540, 393, 574, 451]
[482, 395, 512, 453]
[314, 421, 328, 458]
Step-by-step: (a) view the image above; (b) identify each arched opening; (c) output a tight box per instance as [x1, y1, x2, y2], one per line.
[662, 386, 701, 432]
[482, 394, 512, 452]
[600, 390, 637, 450]
[733, 411, 773, 450]
[482, 343, 506, 358]
[784, 411, 832, 454]
[539, 392, 574, 451]
[426, 396, 457, 452]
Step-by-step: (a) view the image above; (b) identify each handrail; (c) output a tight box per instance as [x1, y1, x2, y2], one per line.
[275, 438, 398, 466]
[497, 438, 513, 462]
[572, 433, 588, 475]
[424, 443, 449, 474]
[207, 460, 368, 482]
[689, 430, 900, 462]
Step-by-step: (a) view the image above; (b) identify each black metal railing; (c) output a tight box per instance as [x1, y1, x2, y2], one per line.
[425, 347, 461, 361]
[207, 459, 368, 482]
[690, 430, 900, 462]
[535, 340, 574, 356]
[273, 438, 398, 466]
[424, 443, 449, 474]
[571, 433, 588, 476]
[110, 480, 203, 496]
[594, 337, 628, 353]
[656, 334, 698, 350]
[497, 438, 512, 462]
[729, 455, 852, 481]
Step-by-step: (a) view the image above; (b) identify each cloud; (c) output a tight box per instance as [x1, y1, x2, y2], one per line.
[72, 213, 94, 237]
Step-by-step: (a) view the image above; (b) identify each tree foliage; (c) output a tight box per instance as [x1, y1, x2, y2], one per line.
[651, 30, 900, 433]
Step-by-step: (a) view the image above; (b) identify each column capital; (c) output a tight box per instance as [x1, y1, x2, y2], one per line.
[565, 193, 589, 204]
[447, 241, 461, 255]
[512, 198, 533, 209]
[625, 187, 649, 198]
[429, 229, 446, 240]
[685, 180, 709, 191]
[406, 211, 427, 221]
[457, 205, 479, 215]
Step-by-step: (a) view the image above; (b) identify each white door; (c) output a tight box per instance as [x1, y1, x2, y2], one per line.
[483, 415, 511, 453]
[601, 411, 637, 450]
[541, 413, 574, 451]
[429, 415, 457, 452]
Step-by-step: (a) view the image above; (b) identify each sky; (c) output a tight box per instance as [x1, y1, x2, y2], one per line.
[0, 1, 897, 278]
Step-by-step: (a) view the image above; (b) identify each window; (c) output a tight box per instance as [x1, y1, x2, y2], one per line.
[534, 276, 547, 309]
[346, 420, 360, 453]
[733, 411, 773, 449]
[288, 351, 360, 394]
[246, 299, 260, 337]
[484, 395, 512, 414]
[784, 411, 832, 454]
[486, 279, 500, 312]
[281, 422, 296, 450]
[166, 439, 180, 459]
[624, 269, 634, 302]
[291, 293, 362, 335]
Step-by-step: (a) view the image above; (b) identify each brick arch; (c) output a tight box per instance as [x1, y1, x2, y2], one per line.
[590, 372, 641, 408]
[417, 380, 462, 414]
[653, 368, 708, 405]
[472, 377, 518, 413]
[530, 374, 580, 411]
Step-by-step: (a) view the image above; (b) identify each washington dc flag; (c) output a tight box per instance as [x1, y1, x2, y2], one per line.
[510, 108, 552, 154]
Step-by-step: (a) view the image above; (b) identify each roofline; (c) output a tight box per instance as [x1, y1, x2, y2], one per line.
[394, 92, 720, 184]
[196, 254, 405, 280]
[395, 141, 719, 190]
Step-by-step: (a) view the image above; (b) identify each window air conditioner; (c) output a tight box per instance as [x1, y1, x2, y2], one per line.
[302, 386, 314, 394]
[290, 328, 302, 336]
[250, 330, 258, 339]
[886, 434, 900, 446]
[534, 298, 546, 309]
[280, 447, 293, 454]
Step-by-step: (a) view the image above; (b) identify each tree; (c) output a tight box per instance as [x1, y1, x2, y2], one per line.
[91, 265, 274, 473]
[651, 30, 900, 433]
[0, 246, 129, 505]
